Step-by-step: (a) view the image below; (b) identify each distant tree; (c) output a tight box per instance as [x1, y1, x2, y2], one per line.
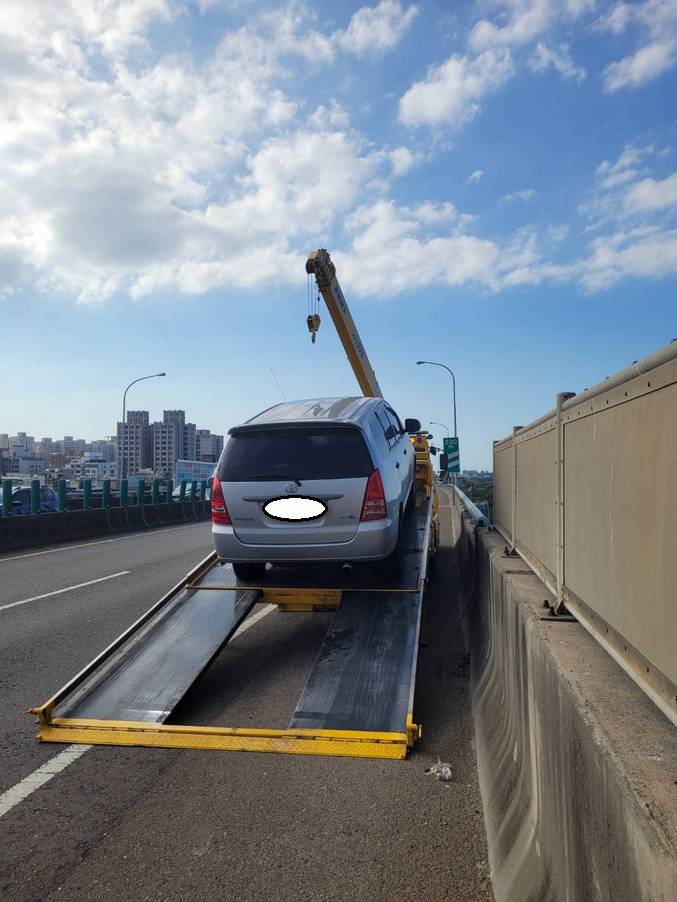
[456, 476, 493, 521]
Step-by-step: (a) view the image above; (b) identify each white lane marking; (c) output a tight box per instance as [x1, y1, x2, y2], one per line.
[0, 521, 209, 564]
[0, 571, 131, 612]
[0, 745, 91, 818]
[0, 603, 276, 819]
[232, 603, 276, 638]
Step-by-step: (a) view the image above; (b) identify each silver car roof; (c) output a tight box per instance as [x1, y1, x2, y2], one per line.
[232, 397, 383, 432]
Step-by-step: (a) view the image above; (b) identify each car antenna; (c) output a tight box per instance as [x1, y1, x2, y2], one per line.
[270, 367, 287, 401]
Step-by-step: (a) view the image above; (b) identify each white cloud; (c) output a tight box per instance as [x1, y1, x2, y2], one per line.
[600, 0, 677, 91]
[547, 224, 570, 242]
[129, 127, 384, 298]
[469, 0, 593, 52]
[528, 42, 586, 81]
[1, 2, 675, 308]
[337, 0, 418, 57]
[595, 2, 635, 34]
[0, 1, 425, 304]
[578, 145, 649, 224]
[399, 49, 514, 128]
[470, 0, 554, 51]
[499, 189, 538, 204]
[467, 169, 484, 184]
[556, 145, 677, 291]
[594, 144, 653, 190]
[603, 39, 677, 90]
[337, 201, 541, 295]
[0, 0, 177, 64]
[577, 226, 677, 291]
[389, 146, 418, 176]
[623, 172, 677, 213]
[580, 144, 675, 225]
[309, 101, 350, 130]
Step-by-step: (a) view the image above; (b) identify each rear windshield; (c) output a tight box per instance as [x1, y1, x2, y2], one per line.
[218, 427, 374, 481]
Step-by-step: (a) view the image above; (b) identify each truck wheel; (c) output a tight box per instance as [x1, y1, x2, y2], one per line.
[233, 562, 266, 582]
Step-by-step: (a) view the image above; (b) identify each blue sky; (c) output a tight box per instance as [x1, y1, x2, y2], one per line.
[1, 0, 676, 468]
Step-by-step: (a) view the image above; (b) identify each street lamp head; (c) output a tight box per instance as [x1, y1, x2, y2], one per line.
[416, 361, 425, 365]
[158, 372, 166, 377]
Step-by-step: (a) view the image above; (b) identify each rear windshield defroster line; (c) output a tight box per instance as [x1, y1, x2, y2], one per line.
[217, 427, 374, 482]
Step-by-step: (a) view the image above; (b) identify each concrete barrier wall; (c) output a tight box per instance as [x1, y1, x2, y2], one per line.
[454, 503, 677, 902]
[493, 341, 677, 724]
[0, 502, 211, 551]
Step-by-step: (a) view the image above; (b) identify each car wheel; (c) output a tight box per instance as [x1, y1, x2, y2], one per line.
[232, 562, 266, 582]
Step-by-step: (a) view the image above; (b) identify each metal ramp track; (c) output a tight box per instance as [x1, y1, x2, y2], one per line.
[289, 591, 422, 734]
[56, 587, 259, 723]
[31, 492, 434, 759]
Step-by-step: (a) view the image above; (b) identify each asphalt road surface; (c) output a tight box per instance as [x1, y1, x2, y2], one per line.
[0, 498, 492, 901]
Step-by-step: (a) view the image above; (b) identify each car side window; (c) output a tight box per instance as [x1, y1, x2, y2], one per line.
[375, 407, 397, 448]
[384, 407, 403, 445]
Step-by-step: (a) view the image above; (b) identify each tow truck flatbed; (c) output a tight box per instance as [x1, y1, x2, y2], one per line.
[31, 491, 435, 760]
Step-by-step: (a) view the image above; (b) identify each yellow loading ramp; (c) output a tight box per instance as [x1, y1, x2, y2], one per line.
[31, 491, 436, 760]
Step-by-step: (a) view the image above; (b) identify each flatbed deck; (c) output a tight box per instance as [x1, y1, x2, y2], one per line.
[32, 491, 435, 759]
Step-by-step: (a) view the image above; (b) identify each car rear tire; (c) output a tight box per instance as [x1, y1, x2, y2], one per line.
[232, 562, 266, 582]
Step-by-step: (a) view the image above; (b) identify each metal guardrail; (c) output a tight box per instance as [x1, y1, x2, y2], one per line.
[493, 339, 677, 726]
[0, 477, 209, 517]
[453, 485, 490, 527]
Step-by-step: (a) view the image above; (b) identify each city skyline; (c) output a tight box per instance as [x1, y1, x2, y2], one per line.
[1, 410, 226, 448]
[1, 407, 225, 483]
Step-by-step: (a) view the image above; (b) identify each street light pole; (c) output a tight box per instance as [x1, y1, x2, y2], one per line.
[120, 372, 166, 480]
[430, 420, 450, 437]
[416, 361, 457, 437]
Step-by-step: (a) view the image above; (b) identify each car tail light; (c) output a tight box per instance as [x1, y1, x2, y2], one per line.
[211, 476, 231, 525]
[360, 469, 387, 521]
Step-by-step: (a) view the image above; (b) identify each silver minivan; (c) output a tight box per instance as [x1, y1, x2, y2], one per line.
[211, 397, 419, 580]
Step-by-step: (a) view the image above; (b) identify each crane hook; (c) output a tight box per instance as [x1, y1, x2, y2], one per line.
[307, 313, 320, 343]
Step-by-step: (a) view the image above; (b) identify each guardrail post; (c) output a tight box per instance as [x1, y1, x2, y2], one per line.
[2, 479, 12, 517]
[83, 479, 92, 511]
[492, 441, 498, 524]
[31, 479, 40, 515]
[555, 392, 575, 614]
[120, 479, 128, 507]
[57, 479, 66, 512]
[137, 478, 145, 507]
[166, 478, 174, 503]
[152, 478, 160, 505]
[510, 426, 521, 552]
[102, 479, 111, 509]
[190, 480, 197, 501]
[179, 480, 187, 503]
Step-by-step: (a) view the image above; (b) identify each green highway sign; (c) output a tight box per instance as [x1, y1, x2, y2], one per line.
[443, 437, 460, 474]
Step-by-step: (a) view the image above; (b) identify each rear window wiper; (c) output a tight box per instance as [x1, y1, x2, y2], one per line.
[244, 472, 302, 486]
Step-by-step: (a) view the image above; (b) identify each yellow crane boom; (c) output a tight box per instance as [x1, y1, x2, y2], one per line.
[305, 248, 383, 399]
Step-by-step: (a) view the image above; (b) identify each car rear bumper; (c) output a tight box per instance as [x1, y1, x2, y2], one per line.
[212, 518, 398, 563]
